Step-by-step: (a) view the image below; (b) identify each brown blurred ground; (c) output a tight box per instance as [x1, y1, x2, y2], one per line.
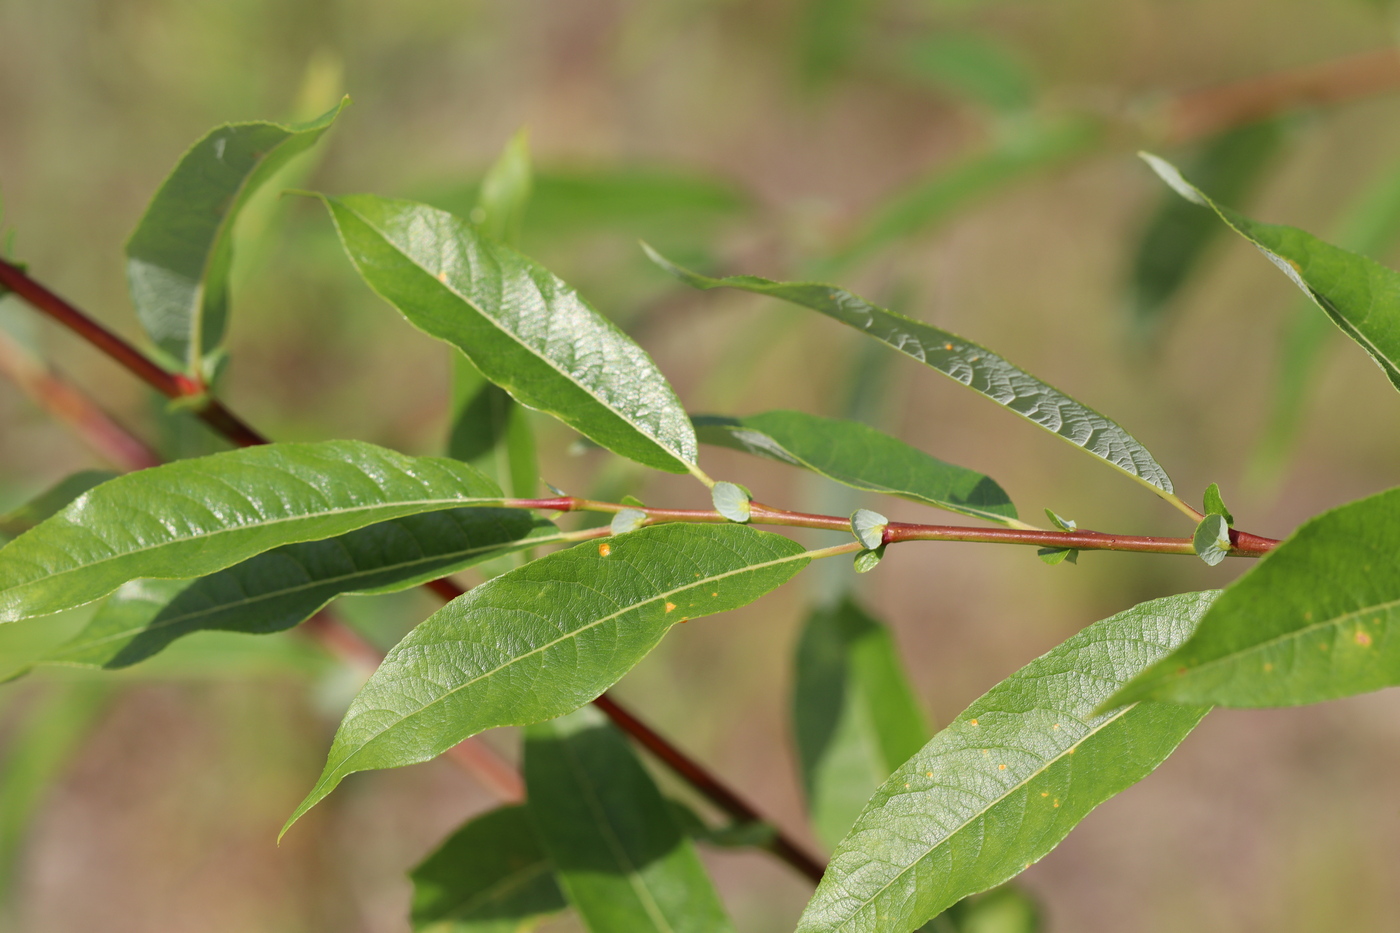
[2, 1, 1400, 930]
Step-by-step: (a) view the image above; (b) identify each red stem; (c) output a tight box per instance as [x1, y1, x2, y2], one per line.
[1, 255, 824, 880]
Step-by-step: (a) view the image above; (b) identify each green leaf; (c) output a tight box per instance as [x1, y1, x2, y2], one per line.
[1250, 156, 1400, 486]
[126, 100, 347, 375]
[609, 508, 647, 536]
[286, 523, 810, 831]
[849, 510, 888, 550]
[0, 440, 504, 623]
[1035, 547, 1077, 566]
[1202, 483, 1233, 524]
[0, 471, 118, 542]
[902, 32, 1034, 114]
[1107, 487, 1400, 709]
[1144, 152, 1400, 393]
[829, 118, 1098, 270]
[1191, 514, 1231, 567]
[411, 805, 565, 933]
[799, 591, 1214, 932]
[450, 360, 539, 499]
[693, 410, 1019, 525]
[1042, 509, 1075, 532]
[42, 509, 556, 670]
[652, 251, 1178, 502]
[524, 707, 736, 933]
[853, 546, 885, 573]
[1127, 120, 1286, 337]
[794, 598, 931, 849]
[711, 481, 751, 523]
[475, 128, 533, 247]
[320, 194, 702, 477]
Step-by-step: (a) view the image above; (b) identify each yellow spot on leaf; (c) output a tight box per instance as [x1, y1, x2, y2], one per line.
[998, 764, 1007, 771]
[1041, 792, 1049, 797]
[711, 592, 718, 597]
[926, 771, 933, 778]
[944, 343, 954, 351]
[904, 783, 911, 789]
[665, 602, 676, 613]
[969, 719, 978, 726]
[598, 543, 611, 557]
[1053, 799, 1060, 808]
[1356, 630, 1373, 647]
[1263, 662, 1273, 672]
[1052, 723, 1060, 730]
[436, 271, 448, 283]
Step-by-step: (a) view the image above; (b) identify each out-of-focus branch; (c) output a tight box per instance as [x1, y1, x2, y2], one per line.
[1163, 47, 1400, 143]
[0, 327, 161, 470]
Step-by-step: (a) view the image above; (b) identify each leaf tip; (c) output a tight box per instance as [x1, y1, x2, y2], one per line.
[1138, 151, 1207, 206]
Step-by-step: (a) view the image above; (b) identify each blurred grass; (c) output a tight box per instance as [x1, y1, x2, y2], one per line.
[3, 1, 1400, 931]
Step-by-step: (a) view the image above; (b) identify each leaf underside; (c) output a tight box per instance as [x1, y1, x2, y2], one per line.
[799, 591, 1215, 932]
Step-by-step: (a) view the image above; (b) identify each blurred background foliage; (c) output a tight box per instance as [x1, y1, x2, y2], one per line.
[3, 0, 1400, 930]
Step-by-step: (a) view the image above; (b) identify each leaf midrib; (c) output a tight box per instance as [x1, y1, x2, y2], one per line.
[342, 199, 691, 468]
[322, 545, 810, 785]
[824, 701, 1137, 932]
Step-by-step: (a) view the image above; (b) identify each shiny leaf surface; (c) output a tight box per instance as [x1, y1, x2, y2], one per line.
[321, 194, 700, 475]
[799, 592, 1214, 932]
[1108, 487, 1400, 708]
[0, 440, 503, 622]
[287, 523, 810, 829]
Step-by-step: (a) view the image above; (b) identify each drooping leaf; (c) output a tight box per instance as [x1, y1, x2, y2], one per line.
[319, 194, 702, 476]
[1127, 120, 1287, 337]
[829, 118, 1098, 270]
[286, 523, 810, 831]
[694, 410, 1019, 525]
[524, 707, 736, 933]
[651, 250, 1178, 503]
[1250, 156, 1400, 486]
[794, 598, 930, 849]
[410, 805, 565, 933]
[126, 100, 347, 374]
[0, 440, 504, 622]
[42, 509, 557, 670]
[799, 591, 1215, 932]
[0, 471, 118, 542]
[1107, 487, 1400, 709]
[902, 32, 1034, 114]
[1145, 153, 1400, 393]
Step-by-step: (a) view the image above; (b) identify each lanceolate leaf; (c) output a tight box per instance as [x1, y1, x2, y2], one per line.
[694, 410, 1020, 525]
[651, 249, 1176, 500]
[285, 523, 810, 831]
[319, 194, 702, 476]
[126, 100, 347, 374]
[0, 471, 117, 542]
[411, 805, 565, 933]
[43, 509, 557, 670]
[524, 707, 736, 933]
[1145, 153, 1400, 393]
[0, 440, 504, 622]
[1107, 487, 1400, 709]
[794, 598, 931, 849]
[799, 591, 1215, 932]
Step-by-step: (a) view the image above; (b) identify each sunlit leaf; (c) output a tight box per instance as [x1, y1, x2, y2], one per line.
[0, 440, 503, 622]
[1107, 487, 1400, 709]
[411, 805, 565, 933]
[524, 707, 736, 932]
[42, 509, 557, 670]
[1145, 152, 1400, 393]
[126, 100, 347, 374]
[286, 523, 810, 830]
[694, 410, 1019, 525]
[319, 194, 702, 476]
[794, 598, 930, 849]
[651, 249, 1178, 504]
[1127, 120, 1286, 338]
[799, 591, 1214, 932]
